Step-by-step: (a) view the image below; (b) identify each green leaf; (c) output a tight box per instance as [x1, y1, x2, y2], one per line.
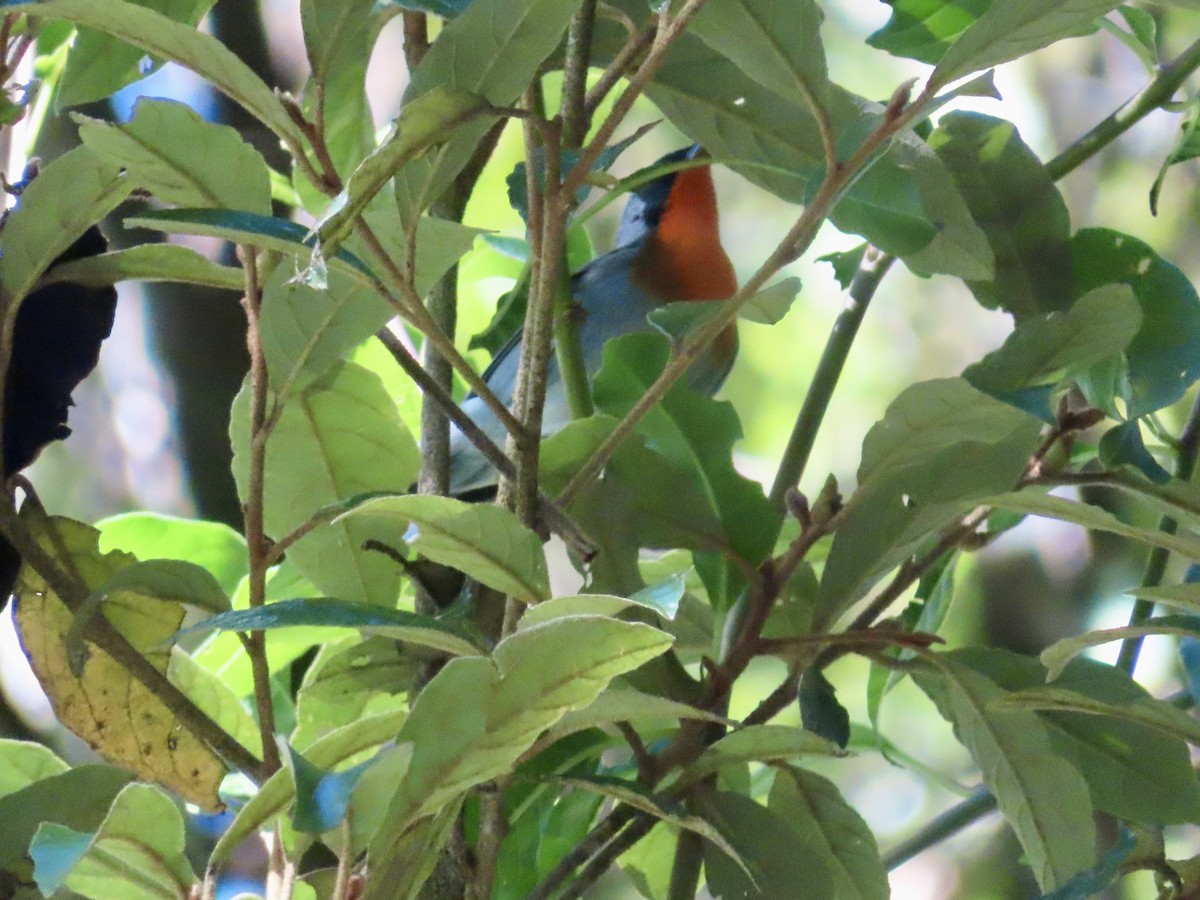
[555, 775, 749, 873]
[819, 244, 867, 290]
[597, 14, 988, 277]
[314, 86, 492, 250]
[0, 741, 67, 800]
[230, 362, 421, 605]
[817, 378, 1041, 624]
[292, 636, 411, 750]
[260, 216, 479, 394]
[1070, 228, 1200, 417]
[1150, 101, 1200, 214]
[93, 559, 230, 614]
[549, 687, 728, 742]
[619, 822, 676, 900]
[963, 284, 1142, 414]
[517, 593, 657, 628]
[961, 649, 1200, 826]
[0, 765, 134, 873]
[982, 492, 1200, 568]
[547, 422, 725, 597]
[3, 0, 305, 147]
[168, 650, 264, 759]
[77, 97, 271, 214]
[1098, 420, 1171, 484]
[126, 208, 373, 278]
[96, 512, 247, 596]
[696, 791, 834, 899]
[357, 795, 460, 900]
[55, 0, 213, 108]
[39, 244, 244, 292]
[689, 0, 830, 111]
[769, 766, 889, 900]
[868, 0, 991, 65]
[1040, 614, 1200, 680]
[393, 0, 580, 219]
[738, 277, 802, 325]
[211, 709, 408, 864]
[29, 783, 195, 900]
[1127, 582, 1200, 615]
[300, 0, 375, 87]
[189, 564, 328, 699]
[373, 616, 672, 844]
[259, 266, 389, 397]
[913, 653, 1095, 890]
[177, 598, 482, 658]
[1000, 684, 1200, 750]
[929, 112, 1072, 318]
[675, 725, 844, 789]
[335, 494, 550, 603]
[593, 334, 776, 607]
[798, 668, 851, 748]
[0, 145, 132, 316]
[931, 0, 1122, 90]
[1040, 828, 1135, 900]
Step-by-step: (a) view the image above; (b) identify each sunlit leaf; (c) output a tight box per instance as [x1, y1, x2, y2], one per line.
[335, 494, 550, 603]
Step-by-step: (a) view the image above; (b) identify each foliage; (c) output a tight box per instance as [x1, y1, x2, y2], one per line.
[1, 1, 1200, 898]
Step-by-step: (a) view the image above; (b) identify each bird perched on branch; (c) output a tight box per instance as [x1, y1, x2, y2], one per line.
[449, 144, 739, 496]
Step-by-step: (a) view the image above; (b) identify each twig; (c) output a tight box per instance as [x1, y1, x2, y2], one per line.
[584, 24, 654, 117]
[561, 0, 598, 149]
[616, 720, 655, 784]
[1117, 390, 1200, 674]
[352, 219, 526, 439]
[1046, 35, 1200, 181]
[401, 11, 430, 71]
[471, 786, 508, 900]
[667, 831, 705, 900]
[558, 812, 658, 899]
[768, 250, 893, 508]
[882, 789, 997, 870]
[238, 245, 282, 776]
[563, 0, 710, 198]
[527, 806, 638, 900]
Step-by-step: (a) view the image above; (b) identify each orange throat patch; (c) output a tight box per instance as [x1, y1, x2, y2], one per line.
[634, 166, 738, 302]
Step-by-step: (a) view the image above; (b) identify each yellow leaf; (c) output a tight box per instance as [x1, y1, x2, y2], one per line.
[13, 512, 226, 810]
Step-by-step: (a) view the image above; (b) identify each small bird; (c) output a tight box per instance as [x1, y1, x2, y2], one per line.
[449, 144, 738, 495]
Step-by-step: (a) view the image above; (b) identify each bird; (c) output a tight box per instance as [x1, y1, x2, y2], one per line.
[448, 144, 738, 496]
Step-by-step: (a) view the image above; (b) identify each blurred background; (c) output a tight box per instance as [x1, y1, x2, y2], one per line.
[3, 1, 1200, 897]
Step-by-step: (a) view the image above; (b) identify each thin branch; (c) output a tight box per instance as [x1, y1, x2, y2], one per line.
[527, 806, 638, 900]
[471, 787, 507, 900]
[351, 219, 526, 439]
[882, 789, 997, 871]
[564, 0, 709, 198]
[768, 250, 893, 508]
[1117, 390, 1200, 674]
[616, 720, 655, 785]
[667, 831, 705, 900]
[558, 812, 658, 898]
[561, 0, 598, 149]
[1046, 35, 1200, 181]
[401, 11, 430, 71]
[238, 246, 282, 776]
[584, 23, 655, 118]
